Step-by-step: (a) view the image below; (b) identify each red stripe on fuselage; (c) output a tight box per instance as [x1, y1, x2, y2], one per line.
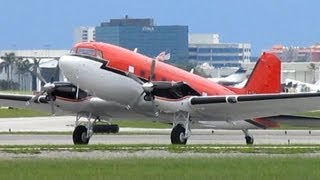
[74, 42, 236, 96]
[56, 96, 92, 102]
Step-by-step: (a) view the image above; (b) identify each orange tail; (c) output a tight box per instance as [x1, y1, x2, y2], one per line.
[228, 52, 281, 94]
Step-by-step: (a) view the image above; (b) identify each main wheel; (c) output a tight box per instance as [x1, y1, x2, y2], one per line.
[171, 124, 187, 145]
[245, 136, 254, 145]
[73, 125, 90, 145]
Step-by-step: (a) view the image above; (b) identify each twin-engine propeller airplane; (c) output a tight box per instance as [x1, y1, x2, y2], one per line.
[2, 41, 320, 145]
[54, 41, 320, 145]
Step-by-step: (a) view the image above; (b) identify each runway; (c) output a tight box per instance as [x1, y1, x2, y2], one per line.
[1, 131, 320, 145]
[1, 116, 320, 145]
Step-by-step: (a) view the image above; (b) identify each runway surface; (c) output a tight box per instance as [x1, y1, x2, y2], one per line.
[1, 116, 320, 145]
[1, 131, 320, 145]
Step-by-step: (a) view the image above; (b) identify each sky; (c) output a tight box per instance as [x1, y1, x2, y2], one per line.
[1, 0, 320, 55]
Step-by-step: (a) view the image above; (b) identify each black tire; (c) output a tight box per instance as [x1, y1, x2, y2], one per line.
[170, 124, 187, 145]
[245, 136, 254, 145]
[73, 125, 90, 145]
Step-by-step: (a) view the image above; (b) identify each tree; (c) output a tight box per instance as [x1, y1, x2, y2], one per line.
[308, 63, 317, 83]
[1, 52, 16, 81]
[15, 58, 31, 90]
[15, 57, 42, 91]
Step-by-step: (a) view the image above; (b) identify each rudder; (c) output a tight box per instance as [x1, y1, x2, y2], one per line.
[228, 52, 281, 94]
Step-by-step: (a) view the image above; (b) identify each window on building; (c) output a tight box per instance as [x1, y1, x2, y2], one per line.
[189, 47, 197, 52]
[198, 48, 211, 53]
[198, 55, 210, 61]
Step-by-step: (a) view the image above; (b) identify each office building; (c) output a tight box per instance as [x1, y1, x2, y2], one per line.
[74, 27, 96, 44]
[189, 34, 251, 67]
[95, 16, 189, 61]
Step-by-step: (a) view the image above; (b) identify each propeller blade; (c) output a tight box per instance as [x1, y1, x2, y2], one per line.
[27, 82, 55, 105]
[131, 91, 145, 108]
[30, 66, 47, 84]
[27, 90, 45, 105]
[50, 65, 59, 83]
[48, 93, 56, 115]
[149, 59, 156, 81]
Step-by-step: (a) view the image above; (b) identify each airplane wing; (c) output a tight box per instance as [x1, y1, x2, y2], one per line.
[188, 92, 320, 121]
[0, 93, 56, 113]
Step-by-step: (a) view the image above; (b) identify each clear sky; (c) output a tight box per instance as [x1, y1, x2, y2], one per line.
[1, 0, 319, 55]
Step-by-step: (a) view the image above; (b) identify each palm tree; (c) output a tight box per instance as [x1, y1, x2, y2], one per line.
[15, 58, 30, 90]
[15, 57, 42, 91]
[308, 63, 317, 83]
[1, 52, 16, 81]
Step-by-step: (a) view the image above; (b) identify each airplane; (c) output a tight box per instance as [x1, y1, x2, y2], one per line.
[285, 78, 320, 93]
[54, 41, 320, 145]
[208, 67, 247, 86]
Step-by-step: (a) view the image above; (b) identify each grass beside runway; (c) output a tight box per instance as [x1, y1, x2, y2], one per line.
[1, 144, 320, 154]
[0, 157, 319, 180]
[0, 108, 50, 117]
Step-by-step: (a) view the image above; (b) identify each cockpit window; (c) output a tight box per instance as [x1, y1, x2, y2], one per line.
[77, 48, 96, 56]
[75, 48, 103, 59]
[70, 48, 76, 54]
[96, 50, 103, 58]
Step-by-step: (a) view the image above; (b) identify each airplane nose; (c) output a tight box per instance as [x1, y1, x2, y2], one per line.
[59, 55, 77, 80]
[59, 55, 72, 71]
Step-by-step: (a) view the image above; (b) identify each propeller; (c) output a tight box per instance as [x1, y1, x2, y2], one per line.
[127, 58, 183, 105]
[27, 59, 59, 115]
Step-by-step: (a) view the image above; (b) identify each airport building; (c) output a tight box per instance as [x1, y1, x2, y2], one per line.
[188, 34, 251, 67]
[95, 16, 189, 62]
[265, 44, 320, 62]
[74, 27, 96, 44]
[0, 49, 69, 91]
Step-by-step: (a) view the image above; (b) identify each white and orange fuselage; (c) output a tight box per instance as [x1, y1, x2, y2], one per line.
[58, 42, 283, 129]
[60, 42, 280, 106]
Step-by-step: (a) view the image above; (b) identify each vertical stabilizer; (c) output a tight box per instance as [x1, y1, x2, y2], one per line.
[227, 53, 281, 94]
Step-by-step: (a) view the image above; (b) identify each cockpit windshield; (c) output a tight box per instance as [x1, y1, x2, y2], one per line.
[71, 47, 103, 59]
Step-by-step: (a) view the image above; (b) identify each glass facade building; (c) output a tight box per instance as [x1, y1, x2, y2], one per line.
[189, 43, 251, 67]
[95, 17, 189, 61]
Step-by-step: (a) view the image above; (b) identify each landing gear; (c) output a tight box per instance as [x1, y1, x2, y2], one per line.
[171, 111, 192, 145]
[242, 129, 254, 145]
[72, 112, 119, 145]
[171, 124, 187, 144]
[73, 125, 90, 145]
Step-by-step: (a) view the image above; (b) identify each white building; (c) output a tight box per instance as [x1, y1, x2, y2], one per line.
[241, 61, 320, 84]
[189, 33, 251, 67]
[0, 49, 69, 91]
[74, 27, 96, 44]
[189, 34, 220, 44]
[0, 50, 69, 58]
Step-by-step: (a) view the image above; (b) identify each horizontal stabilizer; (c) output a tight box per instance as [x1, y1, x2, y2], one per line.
[261, 115, 320, 127]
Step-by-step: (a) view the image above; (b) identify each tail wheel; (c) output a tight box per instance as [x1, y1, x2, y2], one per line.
[245, 136, 254, 145]
[171, 124, 187, 145]
[73, 125, 90, 145]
